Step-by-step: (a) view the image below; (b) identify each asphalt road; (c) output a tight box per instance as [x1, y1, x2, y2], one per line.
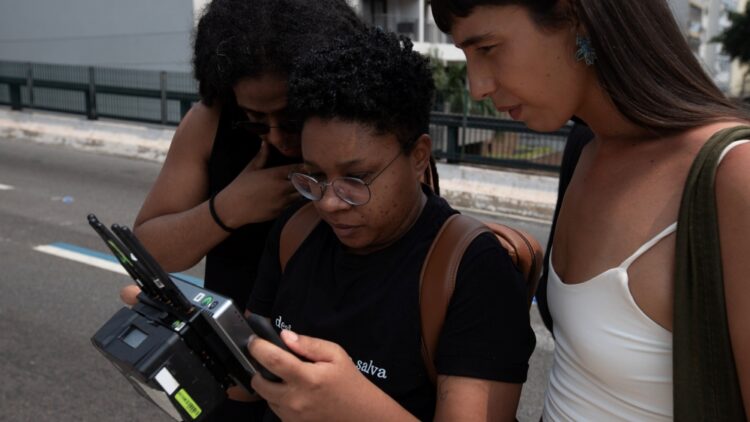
[0, 136, 553, 422]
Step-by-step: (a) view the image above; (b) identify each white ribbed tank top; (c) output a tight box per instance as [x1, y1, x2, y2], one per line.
[542, 140, 748, 421]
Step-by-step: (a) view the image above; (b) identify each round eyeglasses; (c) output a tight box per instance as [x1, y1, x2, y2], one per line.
[289, 152, 401, 206]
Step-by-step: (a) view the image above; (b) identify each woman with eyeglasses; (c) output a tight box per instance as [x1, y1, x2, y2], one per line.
[245, 28, 535, 422]
[126, 0, 365, 419]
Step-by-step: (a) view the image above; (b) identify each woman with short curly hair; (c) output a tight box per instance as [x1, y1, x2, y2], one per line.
[247, 27, 534, 422]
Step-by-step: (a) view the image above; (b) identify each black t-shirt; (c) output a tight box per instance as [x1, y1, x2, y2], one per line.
[203, 102, 299, 422]
[205, 101, 299, 306]
[248, 188, 535, 421]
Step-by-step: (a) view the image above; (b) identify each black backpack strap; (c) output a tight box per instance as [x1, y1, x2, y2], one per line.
[538, 122, 594, 334]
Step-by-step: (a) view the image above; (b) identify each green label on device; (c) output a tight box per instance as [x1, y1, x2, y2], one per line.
[175, 388, 202, 419]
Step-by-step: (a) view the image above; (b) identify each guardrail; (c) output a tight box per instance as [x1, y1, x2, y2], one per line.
[430, 113, 569, 171]
[0, 60, 568, 171]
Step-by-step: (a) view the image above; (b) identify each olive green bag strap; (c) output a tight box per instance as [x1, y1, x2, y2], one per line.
[674, 125, 750, 421]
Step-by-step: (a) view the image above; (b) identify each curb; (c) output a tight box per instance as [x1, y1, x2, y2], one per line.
[0, 108, 558, 221]
[0, 109, 173, 162]
[438, 164, 557, 221]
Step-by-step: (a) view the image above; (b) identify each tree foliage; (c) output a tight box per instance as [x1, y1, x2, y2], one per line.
[714, 3, 750, 64]
[429, 55, 466, 113]
[428, 52, 498, 116]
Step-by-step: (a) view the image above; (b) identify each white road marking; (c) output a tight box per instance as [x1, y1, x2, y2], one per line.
[33, 244, 128, 275]
[33, 242, 204, 286]
[0, 183, 14, 190]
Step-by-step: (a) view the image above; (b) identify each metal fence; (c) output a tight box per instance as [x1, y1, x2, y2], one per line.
[0, 60, 569, 171]
[0, 61, 198, 125]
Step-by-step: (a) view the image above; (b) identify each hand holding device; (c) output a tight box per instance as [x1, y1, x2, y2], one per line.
[246, 313, 294, 382]
[120, 284, 141, 306]
[88, 213, 288, 421]
[248, 331, 386, 422]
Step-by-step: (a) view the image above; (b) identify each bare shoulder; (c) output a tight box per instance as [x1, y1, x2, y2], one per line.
[703, 120, 750, 191]
[168, 101, 222, 161]
[132, 101, 222, 227]
[683, 120, 750, 144]
[712, 122, 750, 412]
[715, 136, 750, 202]
[667, 120, 750, 168]
[712, 121, 750, 280]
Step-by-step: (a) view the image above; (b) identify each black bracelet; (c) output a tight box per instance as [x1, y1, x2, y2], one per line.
[209, 193, 237, 233]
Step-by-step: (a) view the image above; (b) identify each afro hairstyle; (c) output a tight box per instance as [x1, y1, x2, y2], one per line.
[192, 0, 364, 105]
[288, 27, 435, 152]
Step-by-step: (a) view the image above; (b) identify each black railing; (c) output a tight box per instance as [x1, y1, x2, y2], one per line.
[430, 113, 570, 171]
[0, 60, 568, 171]
[0, 61, 198, 125]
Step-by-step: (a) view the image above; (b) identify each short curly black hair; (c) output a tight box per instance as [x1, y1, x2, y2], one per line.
[288, 28, 435, 152]
[192, 0, 364, 105]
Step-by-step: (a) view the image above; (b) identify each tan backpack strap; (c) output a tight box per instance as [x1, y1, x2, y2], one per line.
[484, 222, 544, 306]
[419, 214, 489, 384]
[279, 202, 320, 272]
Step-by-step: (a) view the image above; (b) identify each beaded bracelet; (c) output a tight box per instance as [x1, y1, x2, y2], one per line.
[208, 193, 237, 233]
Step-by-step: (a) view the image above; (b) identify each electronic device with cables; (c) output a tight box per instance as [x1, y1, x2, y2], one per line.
[88, 214, 284, 421]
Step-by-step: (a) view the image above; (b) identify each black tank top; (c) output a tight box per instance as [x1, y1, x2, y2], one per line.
[205, 102, 299, 308]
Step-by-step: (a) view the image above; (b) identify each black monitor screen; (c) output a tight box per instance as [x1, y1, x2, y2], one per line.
[122, 326, 148, 348]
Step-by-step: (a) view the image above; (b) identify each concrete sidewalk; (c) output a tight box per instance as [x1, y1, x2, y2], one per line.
[0, 108, 559, 222]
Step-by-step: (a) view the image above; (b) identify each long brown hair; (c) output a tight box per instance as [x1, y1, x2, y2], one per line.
[431, 0, 750, 135]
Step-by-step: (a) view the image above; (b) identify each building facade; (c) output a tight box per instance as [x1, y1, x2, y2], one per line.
[346, 0, 464, 61]
[0, 0, 208, 72]
[669, 0, 745, 93]
[727, 0, 749, 97]
[1, 0, 746, 93]
[349, 0, 747, 91]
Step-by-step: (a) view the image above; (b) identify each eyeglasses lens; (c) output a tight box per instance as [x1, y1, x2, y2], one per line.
[289, 174, 371, 206]
[333, 178, 370, 205]
[290, 174, 322, 201]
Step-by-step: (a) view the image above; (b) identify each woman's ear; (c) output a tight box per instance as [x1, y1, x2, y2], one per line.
[410, 134, 432, 176]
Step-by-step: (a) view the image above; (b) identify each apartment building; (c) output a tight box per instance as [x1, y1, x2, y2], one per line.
[605, 0, 748, 96]
[0, 0, 209, 72]
[727, 0, 749, 97]
[670, 0, 745, 93]
[350, 0, 747, 92]
[346, 0, 464, 61]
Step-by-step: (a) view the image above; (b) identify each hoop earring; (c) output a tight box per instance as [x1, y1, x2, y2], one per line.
[575, 35, 597, 66]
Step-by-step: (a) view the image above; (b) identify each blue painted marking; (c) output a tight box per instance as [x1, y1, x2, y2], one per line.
[170, 273, 204, 287]
[52, 242, 204, 287]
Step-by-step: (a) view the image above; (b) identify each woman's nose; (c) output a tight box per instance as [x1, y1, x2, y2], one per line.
[316, 183, 350, 213]
[466, 61, 496, 101]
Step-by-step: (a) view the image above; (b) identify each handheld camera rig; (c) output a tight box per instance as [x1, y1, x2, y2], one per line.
[88, 214, 275, 421]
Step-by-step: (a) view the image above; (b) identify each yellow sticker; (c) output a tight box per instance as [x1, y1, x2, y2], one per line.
[174, 388, 202, 419]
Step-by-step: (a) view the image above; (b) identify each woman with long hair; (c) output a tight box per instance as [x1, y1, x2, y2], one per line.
[429, 0, 750, 420]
